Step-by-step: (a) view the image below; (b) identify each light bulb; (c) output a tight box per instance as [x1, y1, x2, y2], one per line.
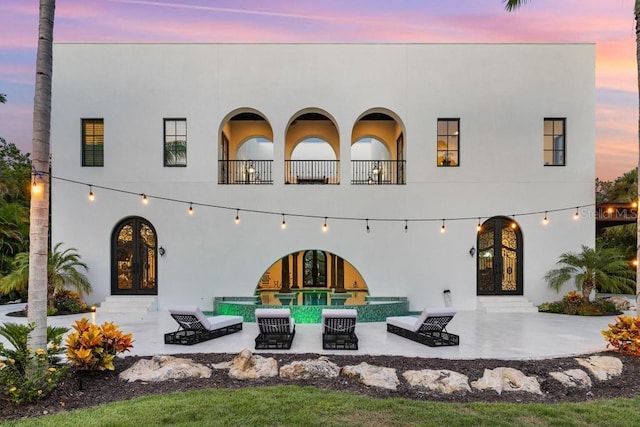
[142, 194, 148, 205]
[88, 189, 95, 201]
[322, 218, 328, 232]
[542, 212, 548, 225]
[574, 208, 579, 220]
[234, 210, 240, 225]
[188, 204, 194, 215]
[281, 214, 286, 230]
[440, 220, 446, 233]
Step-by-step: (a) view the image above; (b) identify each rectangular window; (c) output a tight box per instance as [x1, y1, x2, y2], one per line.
[164, 119, 187, 167]
[82, 119, 104, 167]
[437, 118, 459, 167]
[544, 118, 565, 166]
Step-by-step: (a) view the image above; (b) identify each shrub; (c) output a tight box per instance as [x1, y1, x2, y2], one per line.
[602, 315, 640, 357]
[538, 293, 621, 316]
[0, 323, 69, 403]
[52, 290, 88, 313]
[66, 318, 134, 371]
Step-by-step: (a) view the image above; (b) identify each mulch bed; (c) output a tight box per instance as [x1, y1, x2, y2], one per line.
[1, 351, 639, 421]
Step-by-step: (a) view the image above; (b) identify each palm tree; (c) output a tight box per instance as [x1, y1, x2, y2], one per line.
[0, 242, 92, 304]
[28, 0, 56, 351]
[504, 0, 640, 316]
[545, 245, 635, 301]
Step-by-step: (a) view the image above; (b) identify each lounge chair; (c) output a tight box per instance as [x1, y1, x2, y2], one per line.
[254, 308, 296, 349]
[386, 307, 459, 347]
[164, 306, 243, 345]
[322, 308, 358, 350]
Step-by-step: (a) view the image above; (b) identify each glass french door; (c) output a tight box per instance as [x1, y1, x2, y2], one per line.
[111, 217, 157, 295]
[477, 216, 523, 295]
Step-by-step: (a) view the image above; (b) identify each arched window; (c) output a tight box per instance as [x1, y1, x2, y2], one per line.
[303, 250, 327, 287]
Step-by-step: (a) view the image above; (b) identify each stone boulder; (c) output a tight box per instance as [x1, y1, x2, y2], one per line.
[342, 362, 399, 391]
[549, 369, 592, 389]
[279, 357, 340, 380]
[119, 355, 212, 382]
[574, 356, 623, 381]
[403, 369, 471, 394]
[228, 348, 278, 380]
[471, 367, 542, 395]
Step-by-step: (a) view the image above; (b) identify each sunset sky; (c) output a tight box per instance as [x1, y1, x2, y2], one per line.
[0, 0, 637, 180]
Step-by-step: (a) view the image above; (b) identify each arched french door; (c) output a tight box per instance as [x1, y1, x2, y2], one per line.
[111, 216, 158, 295]
[477, 216, 523, 295]
[303, 250, 327, 287]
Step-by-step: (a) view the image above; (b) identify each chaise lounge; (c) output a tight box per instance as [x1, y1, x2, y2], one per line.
[165, 306, 243, 345]
[254, 308, 296, 350]
[322, 308, 358, 350]
[386, 307, 459, 347]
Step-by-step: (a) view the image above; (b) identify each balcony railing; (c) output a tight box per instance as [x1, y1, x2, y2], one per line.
[351, 160, 406, 185]
[219, 160, 273, 184]
[285, 160, 340, 184]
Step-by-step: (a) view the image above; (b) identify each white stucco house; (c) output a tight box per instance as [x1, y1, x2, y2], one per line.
[50, 43, 595, 318]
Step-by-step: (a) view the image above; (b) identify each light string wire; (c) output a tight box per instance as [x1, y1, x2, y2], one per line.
[50, 174, 596, 225]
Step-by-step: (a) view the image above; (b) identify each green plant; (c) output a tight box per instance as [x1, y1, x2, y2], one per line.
[53, 289, 88, 313]
[538, 292, 621, 316]
[544, 245, 635, 300]
[0, 242, 93, 305]
[603, 315, 640, 356]
[66, 318, 134, 371]
[0, 322, 68, 403]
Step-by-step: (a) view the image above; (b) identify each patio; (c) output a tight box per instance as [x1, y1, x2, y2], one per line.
[0, 302, 624, 360]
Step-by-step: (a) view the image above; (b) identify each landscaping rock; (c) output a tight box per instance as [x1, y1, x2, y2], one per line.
[119, 355, 212, 382]
[228, 348, 278, 380]
[279, 357, 340, 380]
[403, 369, 471, 394]
[342, 362, 399, 390]
[549, 369, 592, 389]
[471, 367, 542, 395]
[575, 356, 623, 381]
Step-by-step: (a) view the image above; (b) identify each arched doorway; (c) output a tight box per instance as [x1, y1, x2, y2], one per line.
[477, 216, 523, 295]
[111, 216, 158, 295]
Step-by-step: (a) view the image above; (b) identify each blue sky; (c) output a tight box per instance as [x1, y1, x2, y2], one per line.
[0, 0, 636, 180]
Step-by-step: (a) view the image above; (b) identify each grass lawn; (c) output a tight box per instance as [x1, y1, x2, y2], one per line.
[2, 386, 640, 427]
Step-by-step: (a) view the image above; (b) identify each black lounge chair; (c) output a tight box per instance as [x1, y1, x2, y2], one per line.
[254, 308, 296, 349]
[386, 307, 459, 347]
[322, 308, 358, 350]
[165, 306, 243, 345]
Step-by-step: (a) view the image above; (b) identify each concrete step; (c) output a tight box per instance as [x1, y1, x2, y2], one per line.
[477, 296, 538, 313]
[95, 296, 158, 313]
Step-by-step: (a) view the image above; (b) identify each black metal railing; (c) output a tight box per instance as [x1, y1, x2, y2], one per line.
[285, 160, 340, 184]
[351, 160, 406, 185]
[219, 160, 273, 184]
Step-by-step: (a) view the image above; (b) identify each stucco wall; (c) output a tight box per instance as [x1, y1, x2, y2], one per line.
[50, 43, 595, 311]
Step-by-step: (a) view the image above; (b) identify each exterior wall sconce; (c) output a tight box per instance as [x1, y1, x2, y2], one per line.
[159, 246, 166, 257]
[469, 246, 475, 257]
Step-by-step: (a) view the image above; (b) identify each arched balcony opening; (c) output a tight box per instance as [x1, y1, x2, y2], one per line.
[351, 111, 405, 185]
[219, 110, 273, 184]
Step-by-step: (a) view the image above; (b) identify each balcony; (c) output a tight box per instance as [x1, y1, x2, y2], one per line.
[351, 160, 406, 185]
[285, 160, 340, 184]
[219, 160, 273, 184]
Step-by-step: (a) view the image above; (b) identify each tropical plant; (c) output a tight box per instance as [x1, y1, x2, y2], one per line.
[544, 245, 636, 300]
[66, 318, 134, 371]
[602, 315, 640, 357]
[0, 322, 68, 403]
[0, 242, 92, 305]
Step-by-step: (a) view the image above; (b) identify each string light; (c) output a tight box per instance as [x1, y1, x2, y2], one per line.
[88, 186, 95, 201]
[542, 211, 548, 225]
[440, 219, 446, 233]
[404, 220, 408, 233]
[574, 207, 579, 220]
[188, 203, 194, 215]
[511, 215, 517, 229]
[476, 218, 482, 232]
[322, 217, 328, 232]
[31, 179, 43, 196]
[632, 201, 638, 208]
[281, 214, 287, 229]
[51, 175, 596, 230]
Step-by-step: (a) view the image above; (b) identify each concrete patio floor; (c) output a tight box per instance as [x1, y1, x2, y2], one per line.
[0, 302, 626, 360]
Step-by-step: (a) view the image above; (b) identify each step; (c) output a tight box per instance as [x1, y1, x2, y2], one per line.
[96, 296, 158, 313]
[477, 296, 538, 313]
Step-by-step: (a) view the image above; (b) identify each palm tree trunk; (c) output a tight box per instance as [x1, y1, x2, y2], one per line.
[27, 0, 55, 352]
[636, 0, 640, 317]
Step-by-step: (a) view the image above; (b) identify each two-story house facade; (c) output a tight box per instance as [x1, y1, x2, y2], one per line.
[50, 43, 595, 313]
